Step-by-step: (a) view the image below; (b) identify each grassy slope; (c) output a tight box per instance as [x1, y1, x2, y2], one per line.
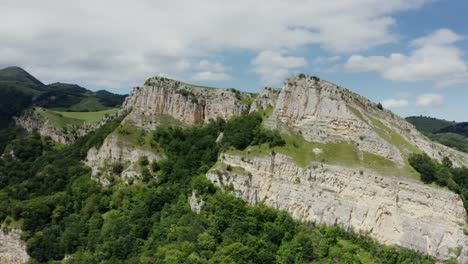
[36, 108, 119, 130]
[227, 132, 407, 177]
[55, 108, 118, 123]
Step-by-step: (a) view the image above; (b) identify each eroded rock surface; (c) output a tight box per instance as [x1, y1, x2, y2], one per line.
[0, 226, 29, 264]
[15, 109, 72, 144]
[122, 77, 253, 128]
[85, 135, 161, 185]
[265, 74, 468, 166]
[208, 153, 468, 262]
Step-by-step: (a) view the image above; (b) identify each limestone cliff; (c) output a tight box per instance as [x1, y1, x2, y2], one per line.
[264, 74, 468, 166]
[15, 108, 118, 144]
[249, 87, 279, 113]
[122, 77, 253, 128]
[85, 134, 161, 185]
[208, 153, 467, 262]
[0, 226, 29, 264]
[86, 76, 256, 183]
[15, 109, 72, 144]
[85, 73, 468, 261]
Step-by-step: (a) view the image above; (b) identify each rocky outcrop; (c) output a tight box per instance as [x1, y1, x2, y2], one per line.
[15, 109, 71, 144]
[265, 74, 468, 166]
[85, 73, 468, 261]
[208, 153, 468, 262]
[0, 226, 29, 264]
[189, 191, 205, 214]
[85, 135, 161, 185]
[249, 87, 279, 113]
[15, 108, 118, 144]
[122, 77, 253, 128]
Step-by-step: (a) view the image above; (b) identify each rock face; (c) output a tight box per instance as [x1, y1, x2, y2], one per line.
[0, 227, 29, 264]
[15, 108, 118, 144]
[15, 109, 71, 144]
[265, 74, 468, 166]
[85, 135, 161, 185]
[208, 153, 468, 262]
[122, 77, 252, 128]
[86, 73, 468, 261]
[249, 87, 279, 113]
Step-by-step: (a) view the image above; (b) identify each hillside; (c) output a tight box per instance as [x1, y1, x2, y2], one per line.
[437, 122, 468, 137]
[405, 115, 457, 133]
[406, 116, 468, 153]
[0, 66, 126, 127]
[1, 73, 467, 263]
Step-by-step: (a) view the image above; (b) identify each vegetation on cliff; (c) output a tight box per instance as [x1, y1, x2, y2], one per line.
[0, 112, 436, 263]
[409, 153, 468, 212]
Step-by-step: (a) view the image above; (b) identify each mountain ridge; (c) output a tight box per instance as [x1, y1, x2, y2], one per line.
[81, 72, 468, 262]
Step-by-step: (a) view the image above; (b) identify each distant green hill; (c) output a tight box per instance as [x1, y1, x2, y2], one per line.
[436, 122, 468, 137]
[406, 116, 468, 153]
[0, 66, 126, 127]
[405, 116, 456, 133]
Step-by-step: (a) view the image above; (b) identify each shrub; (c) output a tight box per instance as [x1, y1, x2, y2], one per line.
[111, 163, 124, 174]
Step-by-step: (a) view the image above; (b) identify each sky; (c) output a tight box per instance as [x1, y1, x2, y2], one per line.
[1, 0, 467, 121]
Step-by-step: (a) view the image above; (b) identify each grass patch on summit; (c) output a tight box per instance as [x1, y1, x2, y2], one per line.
[55, 108, 118, 123]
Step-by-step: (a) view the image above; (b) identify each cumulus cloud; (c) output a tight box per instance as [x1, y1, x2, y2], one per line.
[382, 98, 409, 108]
[251, 51, 306, 84]
[415, 93, 444, 107]
[345, 29, 468, 87]
[0, 0, 429, 90]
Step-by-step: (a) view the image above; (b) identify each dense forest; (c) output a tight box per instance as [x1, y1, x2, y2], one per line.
[0, 112, 437, 263]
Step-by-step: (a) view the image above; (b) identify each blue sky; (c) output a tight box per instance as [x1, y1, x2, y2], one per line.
[1, 0, 467, 121]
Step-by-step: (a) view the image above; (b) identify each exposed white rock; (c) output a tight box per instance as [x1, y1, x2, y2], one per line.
[85, 135, 161, 185]
[15, 108, 71, 144]
[208, 153, 468, 262]
[122, 77, 252, 128]
[265, 74, 468, 166]
[15, 108, 119, 144]
[249, 87, 280, 113]
[0, 226, 29, 264]
[189, 190, 206, 214]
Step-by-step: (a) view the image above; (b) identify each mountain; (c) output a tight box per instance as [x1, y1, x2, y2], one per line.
[0, 66, 126, 128]
[405, 115, 457, 133]
[0, 66, 44, 87]
[85, 74, 468, 262]
[1, 73, 468, 263]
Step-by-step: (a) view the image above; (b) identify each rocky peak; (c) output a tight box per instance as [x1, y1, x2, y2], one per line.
[265, 73, 468, 166]
[122, 76, 253, 128]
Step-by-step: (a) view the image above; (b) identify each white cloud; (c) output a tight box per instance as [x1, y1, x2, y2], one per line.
[251, 51, 306, 85]
[192, 71, 231, 81]
[0, 0, 429, 90]
[191, 59, 230, 81]
[382, 98, 409, 108]
[415, 93, 444, 107]
[345, 29, 468, 87]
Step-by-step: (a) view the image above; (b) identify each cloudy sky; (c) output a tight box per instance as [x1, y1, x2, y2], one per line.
[1, 0, 467, 121]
